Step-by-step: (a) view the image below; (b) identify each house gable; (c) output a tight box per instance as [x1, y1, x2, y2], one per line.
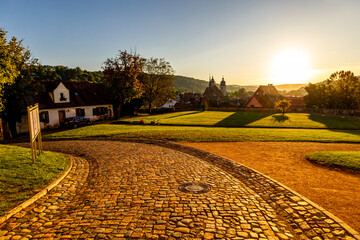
[246, 96, 263, 108]
[246, 84, 280, 108]
[53, 82, 70, 104]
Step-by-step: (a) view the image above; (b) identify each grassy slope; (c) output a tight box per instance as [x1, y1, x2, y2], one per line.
[0, 145, 69, 215]
[306, 151, 360, 171]
[118, 111, 360, 130]
[44, 124, 360, 143]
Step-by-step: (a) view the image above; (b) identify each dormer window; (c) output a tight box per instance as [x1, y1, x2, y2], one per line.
[60, 93, 67, 101]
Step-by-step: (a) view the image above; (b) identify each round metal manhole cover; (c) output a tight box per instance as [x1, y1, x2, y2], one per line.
[178, 182, 212, 194]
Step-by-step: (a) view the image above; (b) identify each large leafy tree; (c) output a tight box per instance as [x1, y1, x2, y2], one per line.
[141, 58, 175, 112]
[0, 28, 27, 110]
[3, 60, 42, 137]
[304, 71, 360, 110]
[0, 28, 41, 137]
[103, 50, 144, 118]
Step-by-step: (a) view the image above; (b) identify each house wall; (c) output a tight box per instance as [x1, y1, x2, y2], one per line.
[40, 104, 113, 129]
[16, 104, 113, 133]
[53, 82, 70, 104]
[246, 97, 263, 108]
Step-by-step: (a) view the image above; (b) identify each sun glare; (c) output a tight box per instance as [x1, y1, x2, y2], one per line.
[270, 49, 314, 85]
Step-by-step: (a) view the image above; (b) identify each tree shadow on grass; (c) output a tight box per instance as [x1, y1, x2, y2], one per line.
[307, 114, 360, 130]
[161, 111, 202, 120]
[272, 114, 289, 123]
[214, 111, 274, 127]
[307, 114, 360, 138]
[112, 111, 202, 124]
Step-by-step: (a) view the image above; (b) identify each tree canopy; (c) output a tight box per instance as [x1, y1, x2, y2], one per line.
[0, 28, 31, 110]
[33, 65, 103, 83]
[103, 50, 144, 118]
[304, 71, 360, 109]
[275, 99, 291, 115]
[141, 58, 175, 112]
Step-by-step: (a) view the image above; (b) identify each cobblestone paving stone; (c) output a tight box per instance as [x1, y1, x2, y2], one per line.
[0, 140, 358, 240]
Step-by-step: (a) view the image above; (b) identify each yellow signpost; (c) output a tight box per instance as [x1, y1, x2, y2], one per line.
[27, 104, 42, 163]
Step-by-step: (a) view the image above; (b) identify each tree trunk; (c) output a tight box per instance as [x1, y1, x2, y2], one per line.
[148, 102, 152, 114]
[8, 120, 17, 138]
[113, 101, 123, 119]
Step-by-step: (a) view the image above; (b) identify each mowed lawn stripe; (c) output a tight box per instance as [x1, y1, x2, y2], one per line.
[118, 111, 360, 130]
[44, 124, 360, 143]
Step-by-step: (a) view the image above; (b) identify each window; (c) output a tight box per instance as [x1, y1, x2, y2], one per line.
[60, 93, 67, 101]
[92, 107, 108, 116]
[40, 111, 49, 123]
[76, 108, 85, 117]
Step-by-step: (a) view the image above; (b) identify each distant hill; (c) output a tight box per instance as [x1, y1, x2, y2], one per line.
[174, 75, 307, 93]
[275, 84, 307, 91]
[174, 75, 258, 93]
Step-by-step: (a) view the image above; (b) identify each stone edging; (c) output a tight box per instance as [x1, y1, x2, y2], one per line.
[0, 155, 74, 225]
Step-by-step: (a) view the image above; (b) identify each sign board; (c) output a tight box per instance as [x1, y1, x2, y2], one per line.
[27, 104, 42, 162]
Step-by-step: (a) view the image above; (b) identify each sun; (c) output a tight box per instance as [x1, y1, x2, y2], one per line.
[270, 49, 313, 85]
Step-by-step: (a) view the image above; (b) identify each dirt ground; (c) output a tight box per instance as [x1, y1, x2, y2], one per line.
[181, 142, 360, 233]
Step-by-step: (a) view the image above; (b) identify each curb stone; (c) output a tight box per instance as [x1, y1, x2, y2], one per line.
[0, 155, 73, 225]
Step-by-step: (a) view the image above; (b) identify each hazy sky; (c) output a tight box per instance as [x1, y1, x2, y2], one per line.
[1, 0, 360, 85]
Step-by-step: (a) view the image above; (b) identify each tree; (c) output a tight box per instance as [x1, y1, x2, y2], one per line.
[0, 28, 42, 137]
[3, 60, 42, 137]
[304, 71, 360, 110]
[275, 99, 291, 115]
[0, 28, 28, 110]
[229, 88, 251, 99]
[141, 58, 175, 113]
[103, 50, 144, 118]
[327, 71, 360, 109]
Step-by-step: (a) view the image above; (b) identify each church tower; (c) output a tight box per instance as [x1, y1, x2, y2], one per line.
[220, 76, 226, 96]
[209, 75, 215, 88]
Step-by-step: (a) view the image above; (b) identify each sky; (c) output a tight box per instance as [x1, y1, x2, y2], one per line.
[1, 0, 360, 85]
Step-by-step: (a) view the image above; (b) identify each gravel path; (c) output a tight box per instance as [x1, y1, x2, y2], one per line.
[0, 140, 358, 239]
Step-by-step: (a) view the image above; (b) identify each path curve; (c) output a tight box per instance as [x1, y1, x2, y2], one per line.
[0, 140, 358, 239]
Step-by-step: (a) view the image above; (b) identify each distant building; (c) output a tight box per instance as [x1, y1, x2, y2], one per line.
[162, 99, 178, 108]
[220, 77, 226, 96]
[283, 96, 305, 110]
[203, 76, 227, 106]
[246, 84, 280, 108]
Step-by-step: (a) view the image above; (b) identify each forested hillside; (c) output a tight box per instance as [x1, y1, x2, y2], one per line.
[174, 75, 258, 93]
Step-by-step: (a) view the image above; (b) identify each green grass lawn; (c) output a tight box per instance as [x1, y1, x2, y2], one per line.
[117, 111, 360, 130]
[306, 151, 360, 171]
[0, 145, 69, 216]
[44, 124, 360, 143]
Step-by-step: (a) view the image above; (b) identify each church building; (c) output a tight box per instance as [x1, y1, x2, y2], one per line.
[203, 76, 227, 105]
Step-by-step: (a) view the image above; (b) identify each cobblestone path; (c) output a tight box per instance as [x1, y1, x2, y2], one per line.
[0, 140, 358, 239]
